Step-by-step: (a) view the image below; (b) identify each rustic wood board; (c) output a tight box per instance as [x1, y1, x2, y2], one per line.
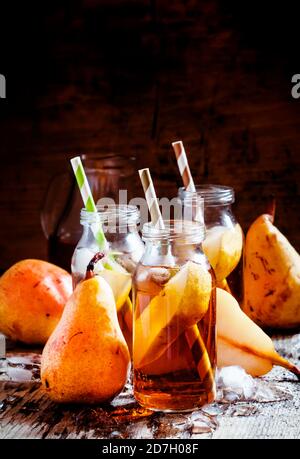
[0, 333, 299, 439]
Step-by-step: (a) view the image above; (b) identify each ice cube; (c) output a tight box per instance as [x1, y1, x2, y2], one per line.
[72, 247, 99, 275]
[149, 267, 171, 285]
[190, 410, 219, 434]
[116, 255, 137, 274]
[216, 366, 255, 402]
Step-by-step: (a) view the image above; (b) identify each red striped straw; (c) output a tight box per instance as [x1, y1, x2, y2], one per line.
[138, 168, 214, 387]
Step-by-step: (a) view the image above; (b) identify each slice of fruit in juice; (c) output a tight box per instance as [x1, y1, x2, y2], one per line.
[118, 296, 133, 355]
[140, 335, 193, 375]
[122, 296, 133, 333]
[202, 224, 243, 282]
[134, 261, 212, 368]
[97, 267, 132, 311]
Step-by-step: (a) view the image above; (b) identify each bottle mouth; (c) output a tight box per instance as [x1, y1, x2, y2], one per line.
[80, 204, 140, 226]
[178, 184, 235, 206]
[142, 219, 205, 244]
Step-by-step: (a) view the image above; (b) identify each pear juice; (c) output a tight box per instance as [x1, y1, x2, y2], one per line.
[133, 263, 216, 412]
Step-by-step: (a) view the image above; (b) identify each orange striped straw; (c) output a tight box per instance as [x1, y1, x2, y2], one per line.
[138, 168, 214, 387]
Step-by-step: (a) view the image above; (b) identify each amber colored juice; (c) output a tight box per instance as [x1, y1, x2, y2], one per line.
[133, 264, 216, 412]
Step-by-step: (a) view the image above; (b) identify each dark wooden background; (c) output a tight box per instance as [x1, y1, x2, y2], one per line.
[0, 0, 300, 270]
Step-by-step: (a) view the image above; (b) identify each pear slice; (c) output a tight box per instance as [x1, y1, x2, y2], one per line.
[203, 224, 243, 282]
[98, 268, 132, 311]
[134, 261, 212, 368]
[217, 288, 300, 377]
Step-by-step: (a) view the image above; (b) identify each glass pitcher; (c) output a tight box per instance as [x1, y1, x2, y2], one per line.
[41, 154, 136, 272]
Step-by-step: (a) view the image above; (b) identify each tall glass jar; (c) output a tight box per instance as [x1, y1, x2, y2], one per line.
[179, 185, 244, 302]
[71, 205, 144, 353]
[133, 220, 216, 412]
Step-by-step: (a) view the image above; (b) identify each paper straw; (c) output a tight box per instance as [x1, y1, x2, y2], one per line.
[139, 168, 165, 229]
[71, 156, 98, 212]
[138, 168, 214, 386]
[70, 156, 106, 248]
[172, 141, 196, 192]
[172, 140, 205, 225]
[172, 142, 214, 385]
[185, 324, 215, 388]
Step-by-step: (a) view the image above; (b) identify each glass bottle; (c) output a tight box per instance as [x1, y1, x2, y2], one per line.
[179, 185, 244, 302]
[72, 204, 144, 353]
[133, 220, 216, 412]
[41, 154, 136, 271]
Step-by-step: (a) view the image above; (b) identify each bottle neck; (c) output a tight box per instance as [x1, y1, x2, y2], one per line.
[142, 237, 208, 269]
[80, 205, 140, 234]
[142, 220, 205, 245]
[179, 184, 235, 207]
[179, 186, 236, 229]
[140, 220, 205, 266]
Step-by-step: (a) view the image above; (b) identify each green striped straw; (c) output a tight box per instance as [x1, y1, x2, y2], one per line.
[70, 156, 106, 249]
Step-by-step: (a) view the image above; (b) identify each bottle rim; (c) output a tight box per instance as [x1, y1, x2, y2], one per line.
[142, 219, 205, 244]
[80, 204, 140, 225]
[178, 184, 235, 206]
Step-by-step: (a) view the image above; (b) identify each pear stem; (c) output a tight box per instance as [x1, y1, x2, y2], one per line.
[85, 252, 105, 280]
[266, 198, 276, 223]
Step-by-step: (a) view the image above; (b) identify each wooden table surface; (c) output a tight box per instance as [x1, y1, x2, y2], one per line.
[0, 333, 299, 440]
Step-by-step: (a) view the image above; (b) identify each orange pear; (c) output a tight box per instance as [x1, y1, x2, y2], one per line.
[0, 260, 72, 344]
[41, 275, 130, 404]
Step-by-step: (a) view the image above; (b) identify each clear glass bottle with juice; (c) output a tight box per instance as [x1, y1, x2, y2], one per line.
[133, 220, 216, 412]
[71, 205, 144, 353]
[179, 185, 243, 302]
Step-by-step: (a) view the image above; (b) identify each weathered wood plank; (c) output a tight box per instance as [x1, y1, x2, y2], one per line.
[0, 332, 299, 439]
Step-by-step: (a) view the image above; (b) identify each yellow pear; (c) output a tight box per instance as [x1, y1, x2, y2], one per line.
[134, 261, 212, 368]
[41, 276, 130, 404]
[217, 288, 299, 377]
[243, 205, 300, 329]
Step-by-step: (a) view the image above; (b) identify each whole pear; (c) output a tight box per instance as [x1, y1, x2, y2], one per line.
[244, 204, 300, 329]
[41, 275, 130, 403]
[0, 260, 72, 344]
